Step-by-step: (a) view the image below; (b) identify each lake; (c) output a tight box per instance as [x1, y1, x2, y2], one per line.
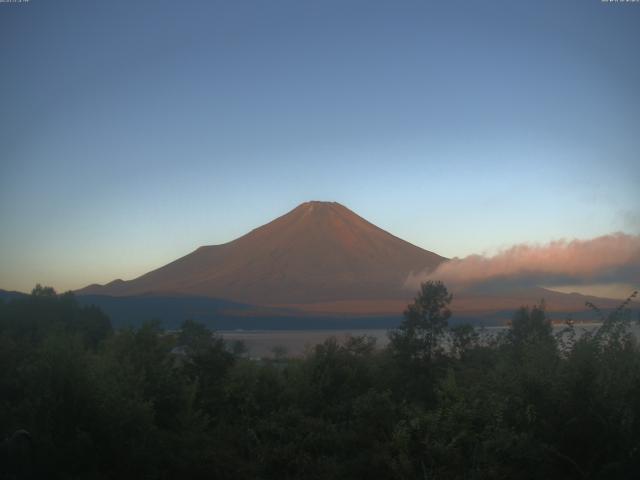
[219, 322, 638, 358]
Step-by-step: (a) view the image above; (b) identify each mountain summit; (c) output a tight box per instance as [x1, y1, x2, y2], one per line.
[78, 201, 446, 307]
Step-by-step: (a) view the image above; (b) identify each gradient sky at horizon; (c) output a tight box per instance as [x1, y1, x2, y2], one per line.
[1, 0, 639, 293]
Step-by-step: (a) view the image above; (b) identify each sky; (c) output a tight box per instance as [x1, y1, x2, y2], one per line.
[1, 0, 639, 293]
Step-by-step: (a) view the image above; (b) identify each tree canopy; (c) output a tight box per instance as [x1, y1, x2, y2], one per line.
[1, 285, 639, 479]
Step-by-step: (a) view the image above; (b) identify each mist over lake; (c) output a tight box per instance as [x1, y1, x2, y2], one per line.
[221, 323, 640, 358]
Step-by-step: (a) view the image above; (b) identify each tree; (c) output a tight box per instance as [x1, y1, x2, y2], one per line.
[508, 302, 554, 350]
[389, 281, 453, 362]
[31, 284, 56, 297]
[449, 323, 479, 360]
[178, 318, 214, 354]
[271, 345, 288, 360]
[230, 340, 248, 357]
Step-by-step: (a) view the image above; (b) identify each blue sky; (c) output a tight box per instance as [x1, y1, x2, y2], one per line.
[1, 0, 639, 292]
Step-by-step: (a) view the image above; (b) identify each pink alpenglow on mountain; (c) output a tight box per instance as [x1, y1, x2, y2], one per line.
[78, 201, 635, 316]
[78, 202, 446, 309]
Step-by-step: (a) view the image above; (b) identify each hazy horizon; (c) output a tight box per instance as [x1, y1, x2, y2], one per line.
[2, 200, 637, 303]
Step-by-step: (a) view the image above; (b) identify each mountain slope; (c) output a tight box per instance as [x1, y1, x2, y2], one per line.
[78, 201, 446, 305]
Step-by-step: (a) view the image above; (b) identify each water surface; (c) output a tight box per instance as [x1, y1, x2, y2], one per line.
[220, 323, 638, 358]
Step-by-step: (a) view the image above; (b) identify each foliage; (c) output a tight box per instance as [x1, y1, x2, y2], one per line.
[1, 285, 639, 479]
[389, 280, 453, 363]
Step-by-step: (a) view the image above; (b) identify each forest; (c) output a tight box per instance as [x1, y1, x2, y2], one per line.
[1, 282, 639, 479]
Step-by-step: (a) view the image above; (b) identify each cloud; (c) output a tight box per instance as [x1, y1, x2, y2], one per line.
[405, 233, 640, 292]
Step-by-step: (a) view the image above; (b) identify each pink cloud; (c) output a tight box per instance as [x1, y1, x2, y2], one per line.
[406, 233, 640, 291]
